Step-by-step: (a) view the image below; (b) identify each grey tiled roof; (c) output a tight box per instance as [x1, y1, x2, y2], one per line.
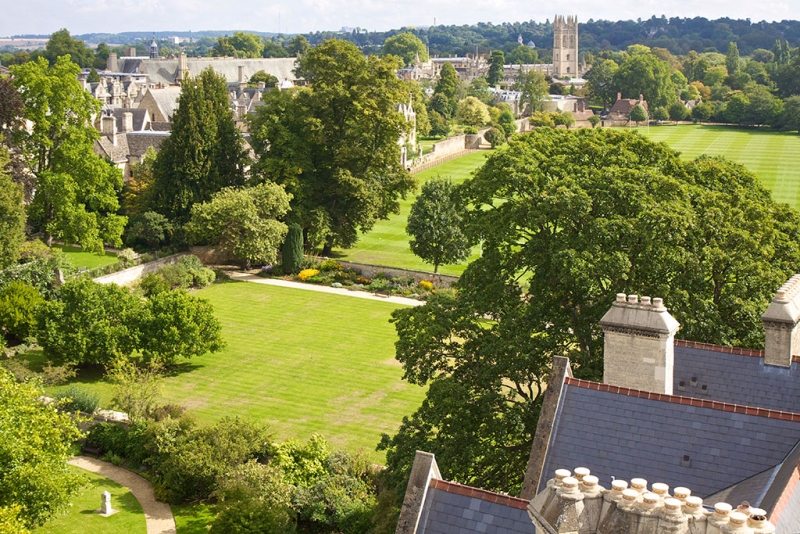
[540, 382, 800, 497]
[673, 344, 800, 412]
[775, 480, 800, 533]
[120, 57, 298, 86]
[417, 487, 534, 534]
[111, 108, 149, 132]
[125, 132, 168, 157]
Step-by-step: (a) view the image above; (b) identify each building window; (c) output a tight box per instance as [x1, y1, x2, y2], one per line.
[567, 67, 571, 73]
[567, 54, 570, 61]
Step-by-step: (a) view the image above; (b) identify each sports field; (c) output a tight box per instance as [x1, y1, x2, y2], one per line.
[334, 150, 489, 275]
[43, 281, 424, 460]
[637, 125, 800, 209]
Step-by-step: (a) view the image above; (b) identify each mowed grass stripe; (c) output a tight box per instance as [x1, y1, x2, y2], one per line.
[334, 150, 489, 275]
[639, 125, 800, 210]
[156, 281, 425, 459]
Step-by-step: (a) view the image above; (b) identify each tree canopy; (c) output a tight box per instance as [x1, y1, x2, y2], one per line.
[406, 178, 470, 273]
[11, 56, 125, 251]
[0, 149, 25, 268]
[151, 67, 248, 222]
[186, 182, 291, 268]
[380, 128, 800, 497]
[0, 367, 83, 529]
[486, 50, 505, 86]
[514, 69, 548, 115]
[248, 39, 415, 254]
[613, 48, 677, 108]
[382, 33, 429, 67]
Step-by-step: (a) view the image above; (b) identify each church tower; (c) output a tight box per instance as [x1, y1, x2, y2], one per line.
[553, 15, 578, 78]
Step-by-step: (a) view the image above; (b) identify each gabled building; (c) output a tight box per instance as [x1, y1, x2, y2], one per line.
[606, 92, 649, 123]
[398, 276, 800, 533]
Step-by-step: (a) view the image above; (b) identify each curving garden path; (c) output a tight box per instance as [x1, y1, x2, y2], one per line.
[68, 456, 176, 534]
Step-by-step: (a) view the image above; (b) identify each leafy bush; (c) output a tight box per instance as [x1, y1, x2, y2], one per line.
[0, 280, 43, 341]
[418, 280, 434, 292]
[463, 126, 478, 134]
[483, 127, 506, 148]
[297, 268, 320, 281]
[116, 248, 137, 267]
[53, 385, 100, 414]
[157, 263, 194, 289]
[139, 272, 171, 297]
[319, 259, 342, 272]
[125, 211, 173, 250]
[156, 417, 273, 503]
[0, 245, 74, 298]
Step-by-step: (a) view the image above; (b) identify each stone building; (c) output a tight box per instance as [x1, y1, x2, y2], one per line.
[397, 276, 800, 533]
[553, 15, 579, 78]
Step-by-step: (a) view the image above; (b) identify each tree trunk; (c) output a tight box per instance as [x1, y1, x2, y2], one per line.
[45, 233, 53, 247]
[322, 243, 333, 257]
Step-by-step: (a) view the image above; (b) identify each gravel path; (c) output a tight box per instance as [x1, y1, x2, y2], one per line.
[68, 456, 176, 534]
[225, 271, 425, 307]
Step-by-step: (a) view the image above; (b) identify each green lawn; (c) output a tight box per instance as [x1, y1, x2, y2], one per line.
[334, 150, 490, 275]
[34, 466, 145, 534]
[55, 244, 119, 270]
[637, 125, 800, 210]
[173, 503, 216, 534]
[40, 281, 425, 461]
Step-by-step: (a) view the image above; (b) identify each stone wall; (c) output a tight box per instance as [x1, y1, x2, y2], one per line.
[429, 134, 467, 158]
[410, 149, 475, 174]
[93, 253, 186, 286]
[335, 260, 459, 288]
[189, 246, 230, 265]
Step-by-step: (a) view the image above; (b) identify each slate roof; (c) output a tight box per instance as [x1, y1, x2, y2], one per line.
[673, 340, 800, 413]
[140, 87, 181, 122]
[95, 135, 130, 164]
[540, 378, 800, 498]
[111, 108, 149, 132]
[417, 480, 534, 534]
[126, 132, 169, 157]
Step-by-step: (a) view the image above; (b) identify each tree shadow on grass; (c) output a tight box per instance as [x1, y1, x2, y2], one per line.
[162, 361, 203, 377]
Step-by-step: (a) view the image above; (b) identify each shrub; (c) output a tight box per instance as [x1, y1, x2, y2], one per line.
[282, 224, 304, 275]
[588, 115, 601, 128]
[158, 263, 194, 289]
[139, 272, 171, 297]
[117, 248, 137, 267]
[0, 280, 44, 341]
[483, 127, 506, 148]
[297, 269, 320, 282]
[463, 126, 478, 134]
[319, 259, 342, 272]
[54, 385, 100, 414]
[306, 275, 325, 284]
[419, 280, 434, 291]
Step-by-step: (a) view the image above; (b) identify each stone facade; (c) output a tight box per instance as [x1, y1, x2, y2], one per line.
[761, 274, 800, 367]
[553, 15, 579, 78]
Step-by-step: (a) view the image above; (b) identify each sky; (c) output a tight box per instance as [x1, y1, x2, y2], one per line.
[0, 0, 797, 37]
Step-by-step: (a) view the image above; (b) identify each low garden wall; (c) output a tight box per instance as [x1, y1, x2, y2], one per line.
[93, 253, 186, 286]
[189, 246, 230, 265]
[335, 260, 460, 288]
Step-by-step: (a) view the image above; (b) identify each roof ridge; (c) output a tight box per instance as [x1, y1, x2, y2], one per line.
[675, 339, 800, 363]
[428, 479, 529, 510]
[564, 376, 800, 422]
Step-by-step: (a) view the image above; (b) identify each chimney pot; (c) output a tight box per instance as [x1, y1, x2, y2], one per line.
[621, 489, 638, 503]
[652, 297, 663, 307]
[573, 467, 590, 480]
[748, 508, 767, 523]
[641, 296, 651, 305]
[630, 478, 647, 493]
[627, 294, 639, 304]
[673, 487, 691, 501]
[729, 511, 748, 526]
[664, 498, 682, 513]
[611, 480, 628, 493]
[714, 502, 732, 517]
[685, 495, 703, 512]
[560, 477, 579, 493]
[642, 492, 659, 509]
[651, 482, 669, 496]
[555, 469, 571, 482]
[616, 293, 626, 302]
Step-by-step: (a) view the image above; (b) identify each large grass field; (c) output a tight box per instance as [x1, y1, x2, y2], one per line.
[334, 150, 490, 275]
[637, 125, 800, 210]
[34, 467, 145, 534]
[40, 281, 424, 460]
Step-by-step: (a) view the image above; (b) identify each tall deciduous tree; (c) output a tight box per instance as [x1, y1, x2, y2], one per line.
[186, 182, 291, 268]
[587, 59, 619, 108]
[11, 56, 125, 250]
[514, 68, 548, 115]
[434, 62, 460, 105]
[0, 367, 83, 529]
[44, 29, 93, 67]
[380, 128, 800, 496]
[151, 68, 248, 222]
[613, 49, 677, 108]
[0, 149, 25, 268]
[382, 33, 428, 67]
[248, 39, 415, 254]
[486, 50, 504, 86]
[455, 96, 490, 127]
[406, 178, 470, 273]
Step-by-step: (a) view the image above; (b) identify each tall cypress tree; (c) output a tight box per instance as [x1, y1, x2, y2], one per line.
[151, 68, 248, 222]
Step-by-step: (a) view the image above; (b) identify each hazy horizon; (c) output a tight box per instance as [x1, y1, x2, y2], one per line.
[1, 0, 796, 38]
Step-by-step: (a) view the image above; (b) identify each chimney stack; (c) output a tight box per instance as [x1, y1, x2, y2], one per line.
[599, 294, 680, 394]
[238, 65, 246, 87]
[761, 274, 800, 367]
[101, 115, 117, 145]
[107, 52, 119, 72]
[122, 112, 133, 133]
[178, 53, 189, 83]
